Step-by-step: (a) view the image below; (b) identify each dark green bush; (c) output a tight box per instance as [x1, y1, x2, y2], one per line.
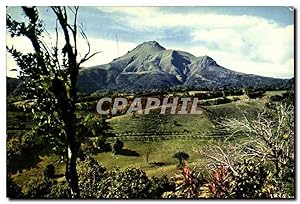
[46, 181, 70, 198]
[78, 157, 107, 198]
[245, 89, 265, 99]
[44, 164, 55, 180]
[25, 178, 55, 198]
[231, 160, 269, 198]
[148, 175, 175, 198]
[94, 137, 111, 153]
[7, 175, 23, 199]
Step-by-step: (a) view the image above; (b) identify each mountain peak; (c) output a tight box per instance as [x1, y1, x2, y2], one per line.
[135, 41, 166, 52]
[198, 55, 217, 67]
[78, 41, 290, 93]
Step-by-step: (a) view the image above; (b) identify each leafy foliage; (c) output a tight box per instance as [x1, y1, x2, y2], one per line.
[46, 182, 71, 198]
[82, 114, 110, 137]
[25, 177, 70, 198]
[77, 156, 107, 198]
[7, 130, 46, 173]
[25, 178, 56, 198]
[148, 175, 175, 198]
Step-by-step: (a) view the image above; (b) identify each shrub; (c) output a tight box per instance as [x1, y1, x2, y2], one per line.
[78, 157, 173, 198]
[25, 178, 56, 198]
[46, 181, 70, 198]
[224, 89, 244, 96]
[270, 95, 283, 102]
[7, 175, 23, 199]
[231, 160, 269, 198]
[82, 114, 109, 137]
[200, 97, 231, 106]
[149, 175, 175, 198]
[78, 156, 107, 198]
[102, 167, 151, 198]
[44, 164, 55, 180]
[162, 165, 205, 198]
[94, 137, 111, 153]
[206, 165, 232, 198]
[245, 89, 265, 99]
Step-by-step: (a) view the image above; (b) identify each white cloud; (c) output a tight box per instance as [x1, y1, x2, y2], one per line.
[6, 34, 34, 78]
[188, 21, 294, 78]
[75, 37, 136, 67]
[191, 29, 243, 51]
[243, 24, 294, 63]
[98, 7, 263, 30]
[6, 32, 137, 77]
[186, 46, 293, 79]
[97, 7, 158, 18]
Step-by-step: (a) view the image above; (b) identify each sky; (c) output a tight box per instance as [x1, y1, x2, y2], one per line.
[6, 6, 294, 78]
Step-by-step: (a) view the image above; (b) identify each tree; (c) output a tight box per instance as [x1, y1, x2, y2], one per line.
[112, 139, 124, 155]
[141, 138, 156, 164]
[198, 102, 294, 197]
[220, 103, 294, 177]
[7, 6, 100, 197]
[173, 151, 189, 167]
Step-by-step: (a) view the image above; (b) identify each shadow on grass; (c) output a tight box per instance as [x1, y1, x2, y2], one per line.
[7, 146, 58, 174]
[149, 161, 166, 167]
[7, 154, 42, 174]
[118, 149, 140, 156]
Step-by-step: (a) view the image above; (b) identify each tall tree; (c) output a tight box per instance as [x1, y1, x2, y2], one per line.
[7, 6, 100, 197]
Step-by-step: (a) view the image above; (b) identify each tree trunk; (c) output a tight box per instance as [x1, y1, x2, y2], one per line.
[63, 103, 80, 197]
[59, 96, 80, 198]
[66, 142, 80, 197]
[145, 152, 149, 164]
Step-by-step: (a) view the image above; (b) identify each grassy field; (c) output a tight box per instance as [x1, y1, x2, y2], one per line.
[93, 138, 216, 177]
[108, 100, 259, 136]
[11, 137, 218, 191]
[109, 111, 214, 135]
[7, 91, 286, 192]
